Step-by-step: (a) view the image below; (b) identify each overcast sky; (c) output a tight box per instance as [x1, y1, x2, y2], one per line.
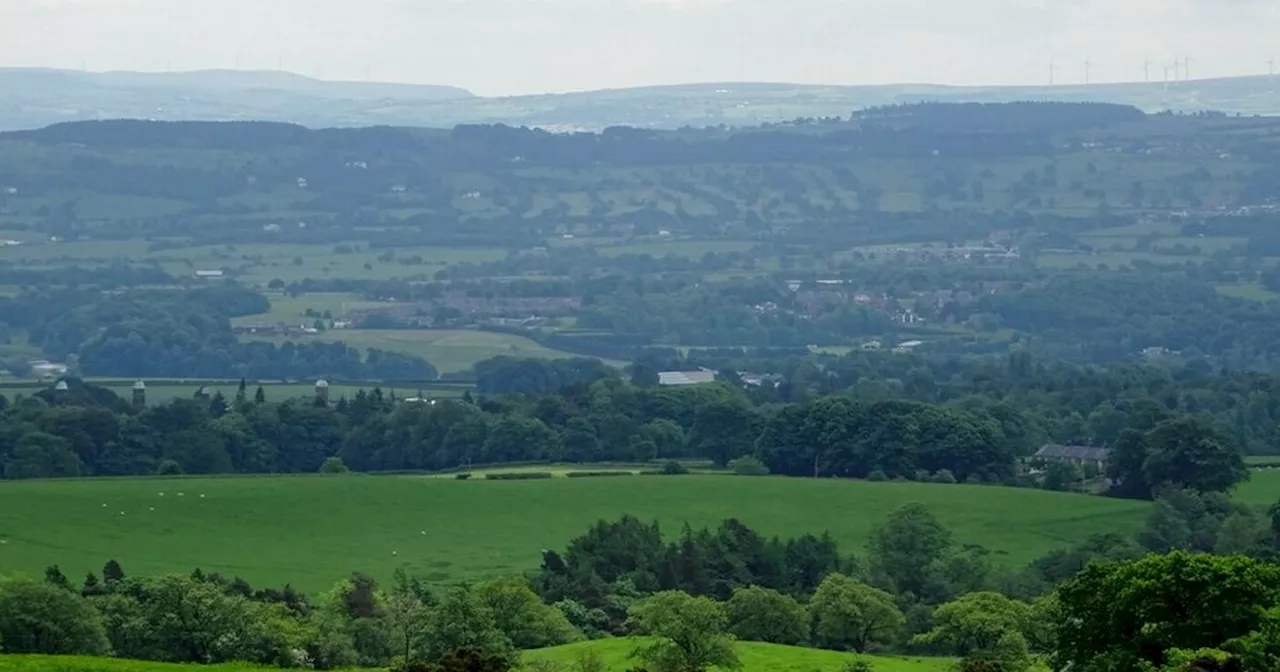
[0, 0, 1276, 96]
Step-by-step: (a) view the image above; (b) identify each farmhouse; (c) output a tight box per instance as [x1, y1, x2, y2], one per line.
[658, 370, 718, 387]
[1034, 444, 1111, 470]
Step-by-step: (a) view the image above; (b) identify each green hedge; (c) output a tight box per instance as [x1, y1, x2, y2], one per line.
[565, 471, 634, 478]
[483, 472, 554, 481]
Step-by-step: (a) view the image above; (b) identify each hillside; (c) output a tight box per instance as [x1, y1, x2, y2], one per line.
[2, 68, 1278, 132]
[0, 474, 1150, 593]
[524, 639, 954, 671]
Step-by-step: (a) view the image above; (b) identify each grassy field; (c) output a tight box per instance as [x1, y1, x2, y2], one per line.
[0, 656, 270, 672]
[524, 639, 954, 672]
[0, 475, 1150, 594]
[0, 379, 469, 404]
[1232, 468, 1280, 507]
[241, 328, 602, 374]
[0, 645, 954, 672]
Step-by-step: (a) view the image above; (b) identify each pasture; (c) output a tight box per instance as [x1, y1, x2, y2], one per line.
[0, 657, 270, 672]
[0, 379, 469, 404]
[525, 639, 955, 672]
[240, 328, 597, 374]
[0, 474, 1150, 594]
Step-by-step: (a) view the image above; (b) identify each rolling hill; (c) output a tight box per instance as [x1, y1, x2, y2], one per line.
[2, 67, 1278, 132]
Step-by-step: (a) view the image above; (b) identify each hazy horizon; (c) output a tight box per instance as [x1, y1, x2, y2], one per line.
[1, 0, 1277, 97]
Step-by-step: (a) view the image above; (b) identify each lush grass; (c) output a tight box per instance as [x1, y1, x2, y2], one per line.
[523, 638, 953, 671]
[241, 328, 600, 374]
[0, 475, 1148, 594]
[0, 656, 269, 672]
[1232, 468, 1280, 507]
[0, 379, 468, 404]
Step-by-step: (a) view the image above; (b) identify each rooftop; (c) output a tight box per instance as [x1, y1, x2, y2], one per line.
[658, 370, 718, 387]
[1034, 444, 1112, 462]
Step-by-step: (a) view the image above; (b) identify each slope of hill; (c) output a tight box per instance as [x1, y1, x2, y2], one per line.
[2, 68, 1277, 132]
[524, 638, 954, 671]
[0, 474, 1150, 593]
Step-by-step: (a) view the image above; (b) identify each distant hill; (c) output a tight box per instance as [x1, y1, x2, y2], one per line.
[0, 68, 474, 130]
[2, 68, 1278, 132]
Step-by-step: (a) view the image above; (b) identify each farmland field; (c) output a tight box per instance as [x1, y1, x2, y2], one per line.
[0, 656, 270, 672]
[0, 379, 469, 404]
[240, 328, 602, 374]
[0, 643, 957, 672]
[0, 474, 1151, 594]
[524, 639, 955, 672]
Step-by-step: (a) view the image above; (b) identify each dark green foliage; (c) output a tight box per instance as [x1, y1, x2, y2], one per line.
[565, 471, 634, 478]
[483, 472, 554, 480]
[1053, 552, 1280, 670]
[661, 461, 690, 475]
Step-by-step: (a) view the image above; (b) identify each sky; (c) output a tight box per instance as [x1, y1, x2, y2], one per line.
[0, 0, 1276, 96]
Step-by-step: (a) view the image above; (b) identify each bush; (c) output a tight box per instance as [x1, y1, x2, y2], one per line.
[965, 474, 984, 485]
[565, 471, 633, 478]
[913, 469, 931, 482]
[867, 470, 889, 482]
[843, 659, 875, 672]
[728, 456, 770, 476]
[661, 461, 689, 475]
[155, 459, 183, 476]
[484, 472, 554, 481]
[455, 473, 472, 480]
[933, 469, 958, 484]
[318, 457, 350, 474]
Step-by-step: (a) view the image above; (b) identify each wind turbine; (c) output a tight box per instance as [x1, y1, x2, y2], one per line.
[1144, 59, 1152, 83]
[1182, 57, 1191, 82]
[1083, 57, 1093, 85]
[1049, 60, 1058, 86]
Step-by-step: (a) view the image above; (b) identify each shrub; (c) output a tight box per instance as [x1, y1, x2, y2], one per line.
[867, 470, 889, 482]
[661, 461, 690, 475]
[843, 658, 875, 672]
[965, 473, 984, 485]
[913, 469, 932, 482]
[484, 472, 554, 481]
[455, 473, 472, 480]
[155, 459, 183, 476]
[933, 469, 958, 484]
[728, 456, 770, 476]
[565, 471, 633, 478]
[318, 457, 350, 474]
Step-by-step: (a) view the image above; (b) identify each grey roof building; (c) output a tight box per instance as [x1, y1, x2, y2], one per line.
[658, 370, 718, 387]
[1034, 444, 1111, 465]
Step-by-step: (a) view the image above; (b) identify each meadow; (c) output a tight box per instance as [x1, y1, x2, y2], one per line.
[240, 328, 595, 374]
[0, 379, 470, 404]
[0, 642, 957, 672]
[524, 639, 954, 672]
[0, 474, 1152, 594]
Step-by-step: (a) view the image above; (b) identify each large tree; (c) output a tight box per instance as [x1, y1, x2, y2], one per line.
[725, 585, 809, 646]
[867, 503, 953, 599]
[1053, 552, 1280, 671]
[628, 591, 741, 672]
[808, 573, 904, 653]
[1142, 417, 1247, 495]
[0, 576, 109, 655]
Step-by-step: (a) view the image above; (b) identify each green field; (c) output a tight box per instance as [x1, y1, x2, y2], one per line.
[0, 656, 269, 672]
[1232, 468, 1280, 506]
[0, 643, 955, 672]
[0, 379, 468, 404]
[524, 639, 954, 672]
[242, 329, 603, 374]
[0, 475, 1151, 594]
